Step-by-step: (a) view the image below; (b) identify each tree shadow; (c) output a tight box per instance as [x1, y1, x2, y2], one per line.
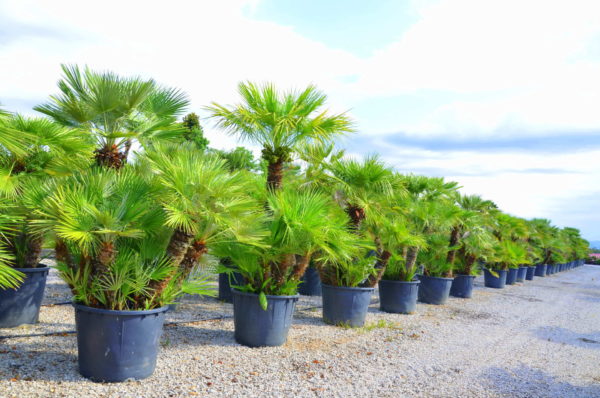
[482, 364, 600, 397]
[533, 326, 600, 350]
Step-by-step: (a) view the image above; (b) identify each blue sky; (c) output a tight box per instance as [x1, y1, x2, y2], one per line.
[1, 0, 599, 241]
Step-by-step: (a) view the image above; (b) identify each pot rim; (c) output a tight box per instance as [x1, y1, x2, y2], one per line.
[13, 266, 50, 273]
[231, 288, 299, 300]
[73, 303, 169, 316]
[418, 274, 454, 281]
[321, 284, 375, 292]
[453, 274, 476, 279]
[379, 279, 420, 285]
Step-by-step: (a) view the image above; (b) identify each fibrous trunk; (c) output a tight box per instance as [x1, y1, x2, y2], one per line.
[404, 246, 420, 280]
[55, 239, 75, 271]
[267, 159, 284, 191]
[345, 204, 366, 231]
[23, 235, 43, 268]
[291, 254, 311, 281]
[178, 240, 208, 282]
[148, 228, 194, 297]
[445, 226, 460, 265]
[364, 250, 391, 287]
[94, 144, 127, 170]
[91, 241, 116, 276]
[273, 253, 296, 287]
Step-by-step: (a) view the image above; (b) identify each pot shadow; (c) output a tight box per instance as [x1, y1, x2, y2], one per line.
[0, 346, 81, 382]
[160, 324, 237, 348]
[481, 364, 600, 397]
[533, 326, 600, 350]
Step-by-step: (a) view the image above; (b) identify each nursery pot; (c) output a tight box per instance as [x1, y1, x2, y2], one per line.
[526, 267, 535, 281]
[534, 264, 547, 277]
[417, 275, 453, 305]
[218, 271, 244, 303]
[74, 303, 168, 382]
[450, 274, 476, 298]
[378, 279, 419, 314]
[516, 267, 527, 282]
[298, 266, 322, 296]
[322, 284, 373, 327]
[505, 268, 518, 285]
[232, 289, 298, 347]
[0, 267, 49, 328]
[484, 269, 507, 289]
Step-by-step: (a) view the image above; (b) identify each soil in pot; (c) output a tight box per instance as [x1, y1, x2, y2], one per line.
[534, 264, 547, 277]
[378, 279, 419, 314]
[218, 271, 244, 303]
[0, 267, 49, 328]
[526, 266, 535, 281]
[484, 269, 507, 289]
[449, 274, 475, 298]
[232, 289, 298, 347]
[418, 275, 453, 305]
[322, 284, 373, 327]
[74, 304, 168, 382]
[298, 266, 322, 296]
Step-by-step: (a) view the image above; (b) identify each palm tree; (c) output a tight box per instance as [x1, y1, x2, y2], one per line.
[35, 64, 189, 169]
[446, 194, 498, 273]
[206, 81, 354, 191]
[213, 186, 364, 303]
[0, 114, 92, 268]
[29, 145, 261, 309]
[327, 156, 399, 286]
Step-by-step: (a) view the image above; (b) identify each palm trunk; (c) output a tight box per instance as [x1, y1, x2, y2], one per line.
[178, 240, 208, 282]
[273, 253, 296, 287]
[55, 239, 75, 271]
[23, 235, 43, 268]
[94, 144, 126, 170]
[267, 159, 284, 191]
[363, 250, 391, 287]
[465, 255, 477, 275]
[149, 228, 194, 297]
[404, 246, 420, 280]
[446, 226, 460, 265]
[91, 241, 116, 276]
[345, 204, 366, 231]
[291, 254, 312, 280]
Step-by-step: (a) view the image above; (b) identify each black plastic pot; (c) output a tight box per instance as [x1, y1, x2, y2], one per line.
[516, 267, 527, 282]
[232, 289, 298, 347]
[298, 266, 322, 296]
[450, 275, 475, 298]
[378, 279, 419, 314]
[484, 269, 507, 289]
[534, 264, 547, 277]
[417, 275, 453, 305]
[74, 303, 168, 382]
[322, 284, 373, 327]
[505, 268, 518, 285]
[526, 267, 535, 281]
[0, 267, 49, 328]
[218, 271, 244, 303]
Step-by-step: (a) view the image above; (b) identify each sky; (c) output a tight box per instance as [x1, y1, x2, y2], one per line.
[1, 0, 599, 242]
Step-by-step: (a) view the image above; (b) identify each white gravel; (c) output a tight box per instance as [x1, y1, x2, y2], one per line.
[1, 263, 599, 398]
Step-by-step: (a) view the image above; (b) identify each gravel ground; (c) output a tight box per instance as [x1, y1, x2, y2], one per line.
[1, 263, 599, 398]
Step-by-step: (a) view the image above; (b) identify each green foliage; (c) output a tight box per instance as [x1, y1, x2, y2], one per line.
[180, 113, 209, 150]
[35, 64, 189, 166]
[213, 147, 258, 171]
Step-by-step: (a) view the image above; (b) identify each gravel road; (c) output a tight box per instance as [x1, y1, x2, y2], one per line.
[1, 264, 599, 398]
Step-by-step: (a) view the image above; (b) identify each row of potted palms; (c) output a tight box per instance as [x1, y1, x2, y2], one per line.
[0, 65, 590, 382]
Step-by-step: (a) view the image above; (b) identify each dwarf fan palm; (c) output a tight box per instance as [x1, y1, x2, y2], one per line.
[35, 64, 189, 169]
[206, 82, 354, 191]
